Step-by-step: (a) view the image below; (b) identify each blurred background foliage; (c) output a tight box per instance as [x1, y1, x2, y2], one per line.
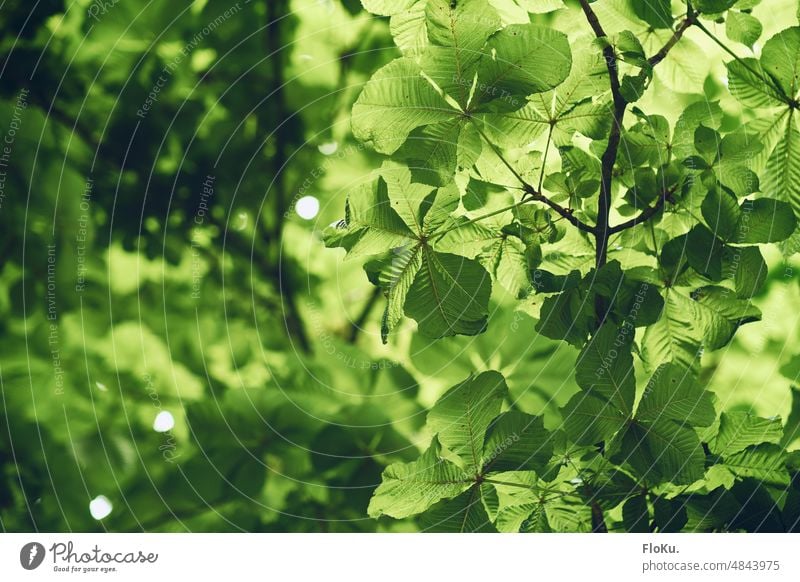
[0, 0, 798, 532]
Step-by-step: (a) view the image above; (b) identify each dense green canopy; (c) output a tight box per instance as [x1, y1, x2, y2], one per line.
[1, 0, 799, 533]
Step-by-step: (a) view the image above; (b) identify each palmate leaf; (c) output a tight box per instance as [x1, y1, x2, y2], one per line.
[353, 4, 572, 162]
[368, 438, 473, 519]
[427, 371, 506, 470]
[725, 27, 800, 219]
[479, 40, 611, 148]
[327, 167, 496, 341]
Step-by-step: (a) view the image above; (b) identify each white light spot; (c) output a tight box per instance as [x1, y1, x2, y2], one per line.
[295, 196, 320, 220]
[89, 495, 113, 520]
[95, 382, 107, 392]
[298, 54, 313, 62]
[720, 75, 729, 88]
[235, 212, 249, 231]
[318, 141, 338, 155]
[153, 411, 175, 433]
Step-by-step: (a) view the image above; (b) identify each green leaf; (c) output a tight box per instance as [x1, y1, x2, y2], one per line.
[323, 179, 416, 259]
[725, 11, 762, 49]
[622, 493, 650, 532]
[642, 286, 761, 372]
[360, 0, 416, 15]
[475, 24, 572, 106]
[722, 444, 789, 486]
[478, 235, 532, 298]
[390, 2, 428, 57]
[562, 392, 627, 445]
[368, 438, 473, 519]
[427, 371, 507, 469]
[762, 119, 800, 218]
[381, 162, 437, 233]
[575, 323, 636, 415]
[618, 419, 706, 485]
[479, 41, 610, 147]
[405, 248, 492, 338]
[424, 0, 501, 106]
[631, 0, 672, 29]
[694, 0, 737, 13]
[418, 486, 497, 532]
[760, 27, 800, 99]
[727, 59, 786, 110]
[483, 411, 553, 473]
[352, 58, 457, 155]
[725, 246, 767, 299]
[735, 198, 798, 243]
[636, 364, 716, 428]
[380, 244, 424, 343]
[701, 188, 741, 242]
[711, 412, 784, 456]
[686, 225, 725, 281]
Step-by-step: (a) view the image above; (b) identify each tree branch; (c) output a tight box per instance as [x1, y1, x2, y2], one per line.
[522, 185, 597, 235]
[577, 0, 625, 269]
[608, 184, 677, 234]
[647, 4, 697, 67]
[469, 119, 597, 234]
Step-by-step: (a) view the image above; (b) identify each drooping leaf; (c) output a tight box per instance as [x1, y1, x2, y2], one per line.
[404, 247, 492, 338]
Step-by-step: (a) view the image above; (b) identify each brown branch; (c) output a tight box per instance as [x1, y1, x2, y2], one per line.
[578, 0, 625, 269]
[471, 118, 596, 234]
[523, 185, 597, 235]
[608, 185, 677, 234]
[648, 3, 697, 67]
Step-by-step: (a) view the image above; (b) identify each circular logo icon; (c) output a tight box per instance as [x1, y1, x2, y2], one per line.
[20, 542, 46, 570]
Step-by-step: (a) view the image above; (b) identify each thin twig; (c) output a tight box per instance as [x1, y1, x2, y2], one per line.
[608, 184, 677, 234]
[647, 4, 696, 67]
[469, 119, 596, 234]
